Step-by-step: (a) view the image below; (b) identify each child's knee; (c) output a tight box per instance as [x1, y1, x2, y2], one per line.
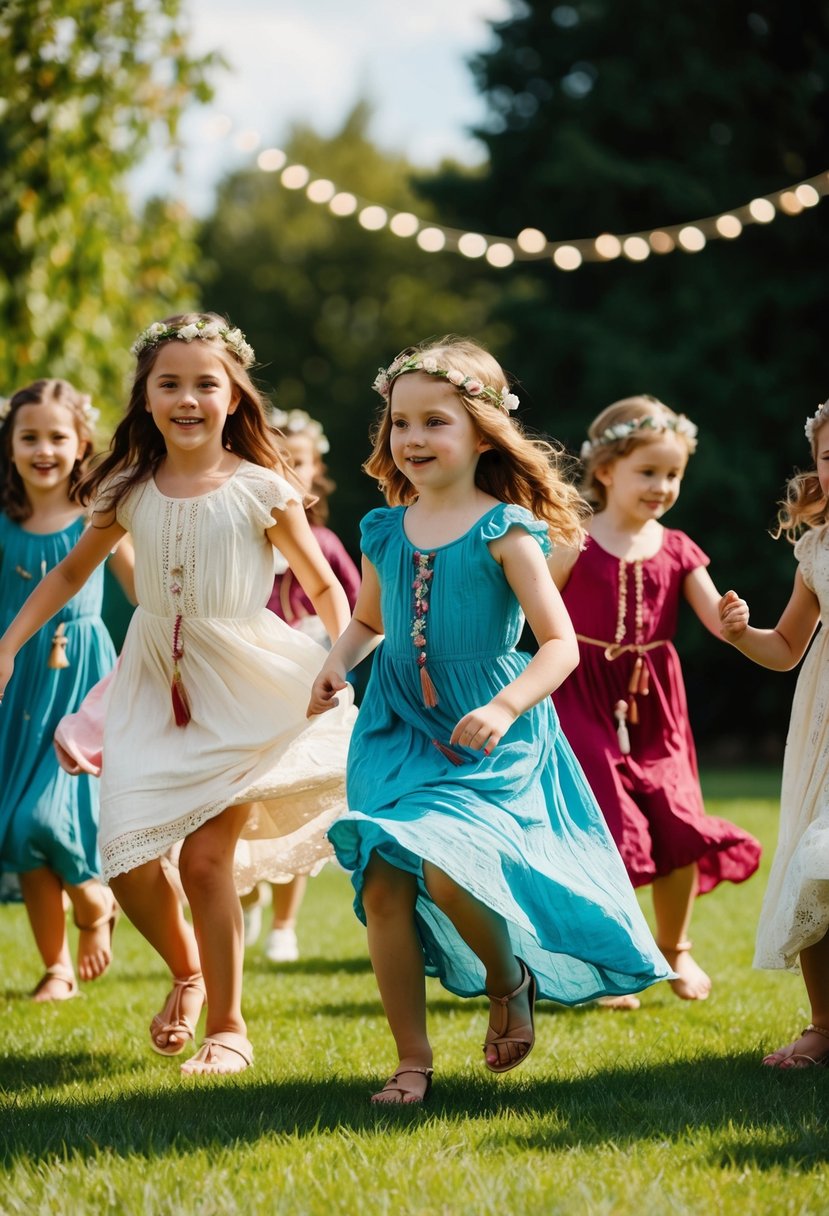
[363, 865, 413, 919]
[422, 862, 463, 910]
[178, 842, 226, 894]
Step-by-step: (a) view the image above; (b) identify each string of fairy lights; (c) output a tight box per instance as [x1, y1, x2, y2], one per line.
[205, 119, 827, 270]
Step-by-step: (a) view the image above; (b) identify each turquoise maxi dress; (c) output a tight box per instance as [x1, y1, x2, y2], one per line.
[0, 513, 116, 885]
[328, 503, 672, 1003]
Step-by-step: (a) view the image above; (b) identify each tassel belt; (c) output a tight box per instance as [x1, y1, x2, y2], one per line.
[575, 634, 669, 755]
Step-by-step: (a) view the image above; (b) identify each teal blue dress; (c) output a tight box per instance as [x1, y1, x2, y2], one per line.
[329, 504, 672, 1003]
[0, 513, 117, 884]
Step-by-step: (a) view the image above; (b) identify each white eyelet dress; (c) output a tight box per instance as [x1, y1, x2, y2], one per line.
[96, 461, 355, 889]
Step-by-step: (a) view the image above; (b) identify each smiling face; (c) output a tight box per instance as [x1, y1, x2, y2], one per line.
[596, 432, 689, 526]
[11, 400, 83, 499]
[144, 341, 240, 458]
[388, 373, 489, 494]
[282, 432, 318, 494]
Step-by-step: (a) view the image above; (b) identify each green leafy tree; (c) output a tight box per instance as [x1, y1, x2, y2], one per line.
[0, 0, 217, 417]
[199, 103, 503, 546]
[420, 0, 829, 752]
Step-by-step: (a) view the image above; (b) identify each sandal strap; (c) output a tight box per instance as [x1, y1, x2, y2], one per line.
[154, 974, 205, 1035]
[486, 960, 532, 1038]
[376, 1067, 434, 1100]
[195, 1032, 253, 1067]
[804, 1023, 829, 1041]
[658, 940, 693, 954]
[74, 895, 118, 932]
[31, 966, 78, 997]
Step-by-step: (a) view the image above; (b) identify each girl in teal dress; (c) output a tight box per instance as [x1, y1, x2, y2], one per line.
[0, 380, 134, 1000]
[308, 337, 673, 1104]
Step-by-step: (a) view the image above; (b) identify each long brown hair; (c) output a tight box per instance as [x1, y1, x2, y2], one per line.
[0, 379, 96, 522]
[78, 312, 300, 515]
[364, 335, 588, 549]
[773, 405, 829, 539]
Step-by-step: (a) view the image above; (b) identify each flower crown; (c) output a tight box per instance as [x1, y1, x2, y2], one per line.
[804, 400, 829, 443]
[372, 351, 519, 412]
[579, 413, 698, 461]
[0, 393, 98, 427]
[131, 319, 255, 368]
[270, 408, 330, 455]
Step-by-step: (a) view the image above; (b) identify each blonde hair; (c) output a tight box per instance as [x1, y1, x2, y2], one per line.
[774, 409, 829, 540]
[364, 335, 588, 549]
[579, 395, 698, 511]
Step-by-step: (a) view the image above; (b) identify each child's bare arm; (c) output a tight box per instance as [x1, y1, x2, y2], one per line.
[718, 572, 819, 671]
[267, 500, 351, 643]
[108, 534, 137, 605]
[684, 566, 729, 638]
[306, 558, 383, 716]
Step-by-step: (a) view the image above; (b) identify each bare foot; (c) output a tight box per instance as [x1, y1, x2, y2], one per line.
[660, 943, 711, 1001]
[180, 1032, 252, 1076]
[484, 959, 536, 1072]
[597, 993, 641, 1011]
[371, 1062, 434, 1104]
[74, 890, 118, 981]
[31, 965, 78, 1002]
[763, 1025, 829, 1069]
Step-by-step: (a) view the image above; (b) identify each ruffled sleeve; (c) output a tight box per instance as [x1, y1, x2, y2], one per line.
[668, 529, 710, 574]
[359, 508, 401, 565]
[235, 462, 302, 531]
[110, 473, 148, 533]
[794, 526, 824, 593]
[480, 503, 552, 557]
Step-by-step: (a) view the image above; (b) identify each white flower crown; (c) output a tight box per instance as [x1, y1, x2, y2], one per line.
[131, 319, 255, 368]
[579, 413, 698, 460]
[372, 351, 519, 413]
[0, 393, 98, 427]
[804, 400, 829, 443]
[270, 408, 330, 455]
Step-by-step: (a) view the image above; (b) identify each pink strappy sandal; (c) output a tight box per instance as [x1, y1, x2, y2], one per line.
[484, 958, 537, 1074]
[150, 974, 206, 1056]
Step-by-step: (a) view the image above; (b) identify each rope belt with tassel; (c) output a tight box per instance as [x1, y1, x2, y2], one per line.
[575, 634, 669, 754]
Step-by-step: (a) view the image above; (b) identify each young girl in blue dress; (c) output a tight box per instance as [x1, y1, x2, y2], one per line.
[308, 337, 672, 1104]
[0, 380, 134, 1000]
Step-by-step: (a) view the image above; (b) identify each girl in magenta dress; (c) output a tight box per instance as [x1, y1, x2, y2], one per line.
[552, 395, 760, 1005]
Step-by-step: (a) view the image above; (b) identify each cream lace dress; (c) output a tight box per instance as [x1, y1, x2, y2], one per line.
[755, 525, 829, 971]
[96, 460, 354, 889]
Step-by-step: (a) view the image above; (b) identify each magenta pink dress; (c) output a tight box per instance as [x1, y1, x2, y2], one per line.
[553, 530, 761, 894]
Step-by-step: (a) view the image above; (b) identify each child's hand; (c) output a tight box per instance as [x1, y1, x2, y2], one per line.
[718, 590, 749, 641]
[450, 702, 516, 755]
[307, 668, 348, 717]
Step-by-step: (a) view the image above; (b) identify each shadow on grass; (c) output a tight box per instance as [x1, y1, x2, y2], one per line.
[245, 956, 373, 978]
[2, 1051, 827, 1170]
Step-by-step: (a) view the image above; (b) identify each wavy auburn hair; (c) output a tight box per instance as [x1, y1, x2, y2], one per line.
[364, 335, 588, 549]
[0, 379, 96, 522]
[773, 402, 829, 540]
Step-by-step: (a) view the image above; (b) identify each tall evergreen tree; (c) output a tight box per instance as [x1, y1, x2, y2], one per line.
[420, 0, 829, 751]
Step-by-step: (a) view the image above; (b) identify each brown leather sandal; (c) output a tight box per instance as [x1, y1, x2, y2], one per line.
[763, 1024, 829, 1069]
[180, 1032, 253, 1076]
[150, 974, 206, 1056]
[484, 958, 537, 1074]
[30, 964, 79, 1001]
[370, 1066, 434, 1104]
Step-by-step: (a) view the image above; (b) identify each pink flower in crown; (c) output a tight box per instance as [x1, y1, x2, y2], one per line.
[465, 379, 484, 396]
[446, 369, 465, 387]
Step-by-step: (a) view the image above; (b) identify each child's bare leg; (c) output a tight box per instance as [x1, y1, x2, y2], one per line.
[764, 931, 829, 1067]
[422, 862, 531, 1071]
[272, 875, 307, 928]
[178, 803, 251, 1075]
[652, 862, 711, 1000]
[64, 879, 116, 981]
[363, 853, 432, 1102]
[110, 858, 203, 1050]
[19, 867, 75, 1000]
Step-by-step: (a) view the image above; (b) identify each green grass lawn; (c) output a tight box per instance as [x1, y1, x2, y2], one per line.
[2, 768, 827, 1215]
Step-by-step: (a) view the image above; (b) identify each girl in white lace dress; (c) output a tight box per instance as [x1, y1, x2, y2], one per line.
[0, 314, 354, 1077]
[720, 398, 829, 1068]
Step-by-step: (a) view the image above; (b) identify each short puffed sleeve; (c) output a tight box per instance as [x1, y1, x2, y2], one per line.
[479, 503, 552, 556]
[794, 527, 824, 594]
[359, 507, 401, 566]
[234, 462, 302, 530]
[106, 472, 147, 533]
[667, 529, 710, 574]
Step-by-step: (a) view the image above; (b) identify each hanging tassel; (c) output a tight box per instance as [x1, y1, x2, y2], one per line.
[614, 700, 631, 755]
[628, 697, 639, 725]
[47, 622, 70, 669]
[638, 661, 650, 696]
[170, 614, 191, 727]
[432, 738, 468, 766]
[171, 668, 191, 727]
[628, 655, 644, 694]
[419, 660, 439, 708]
